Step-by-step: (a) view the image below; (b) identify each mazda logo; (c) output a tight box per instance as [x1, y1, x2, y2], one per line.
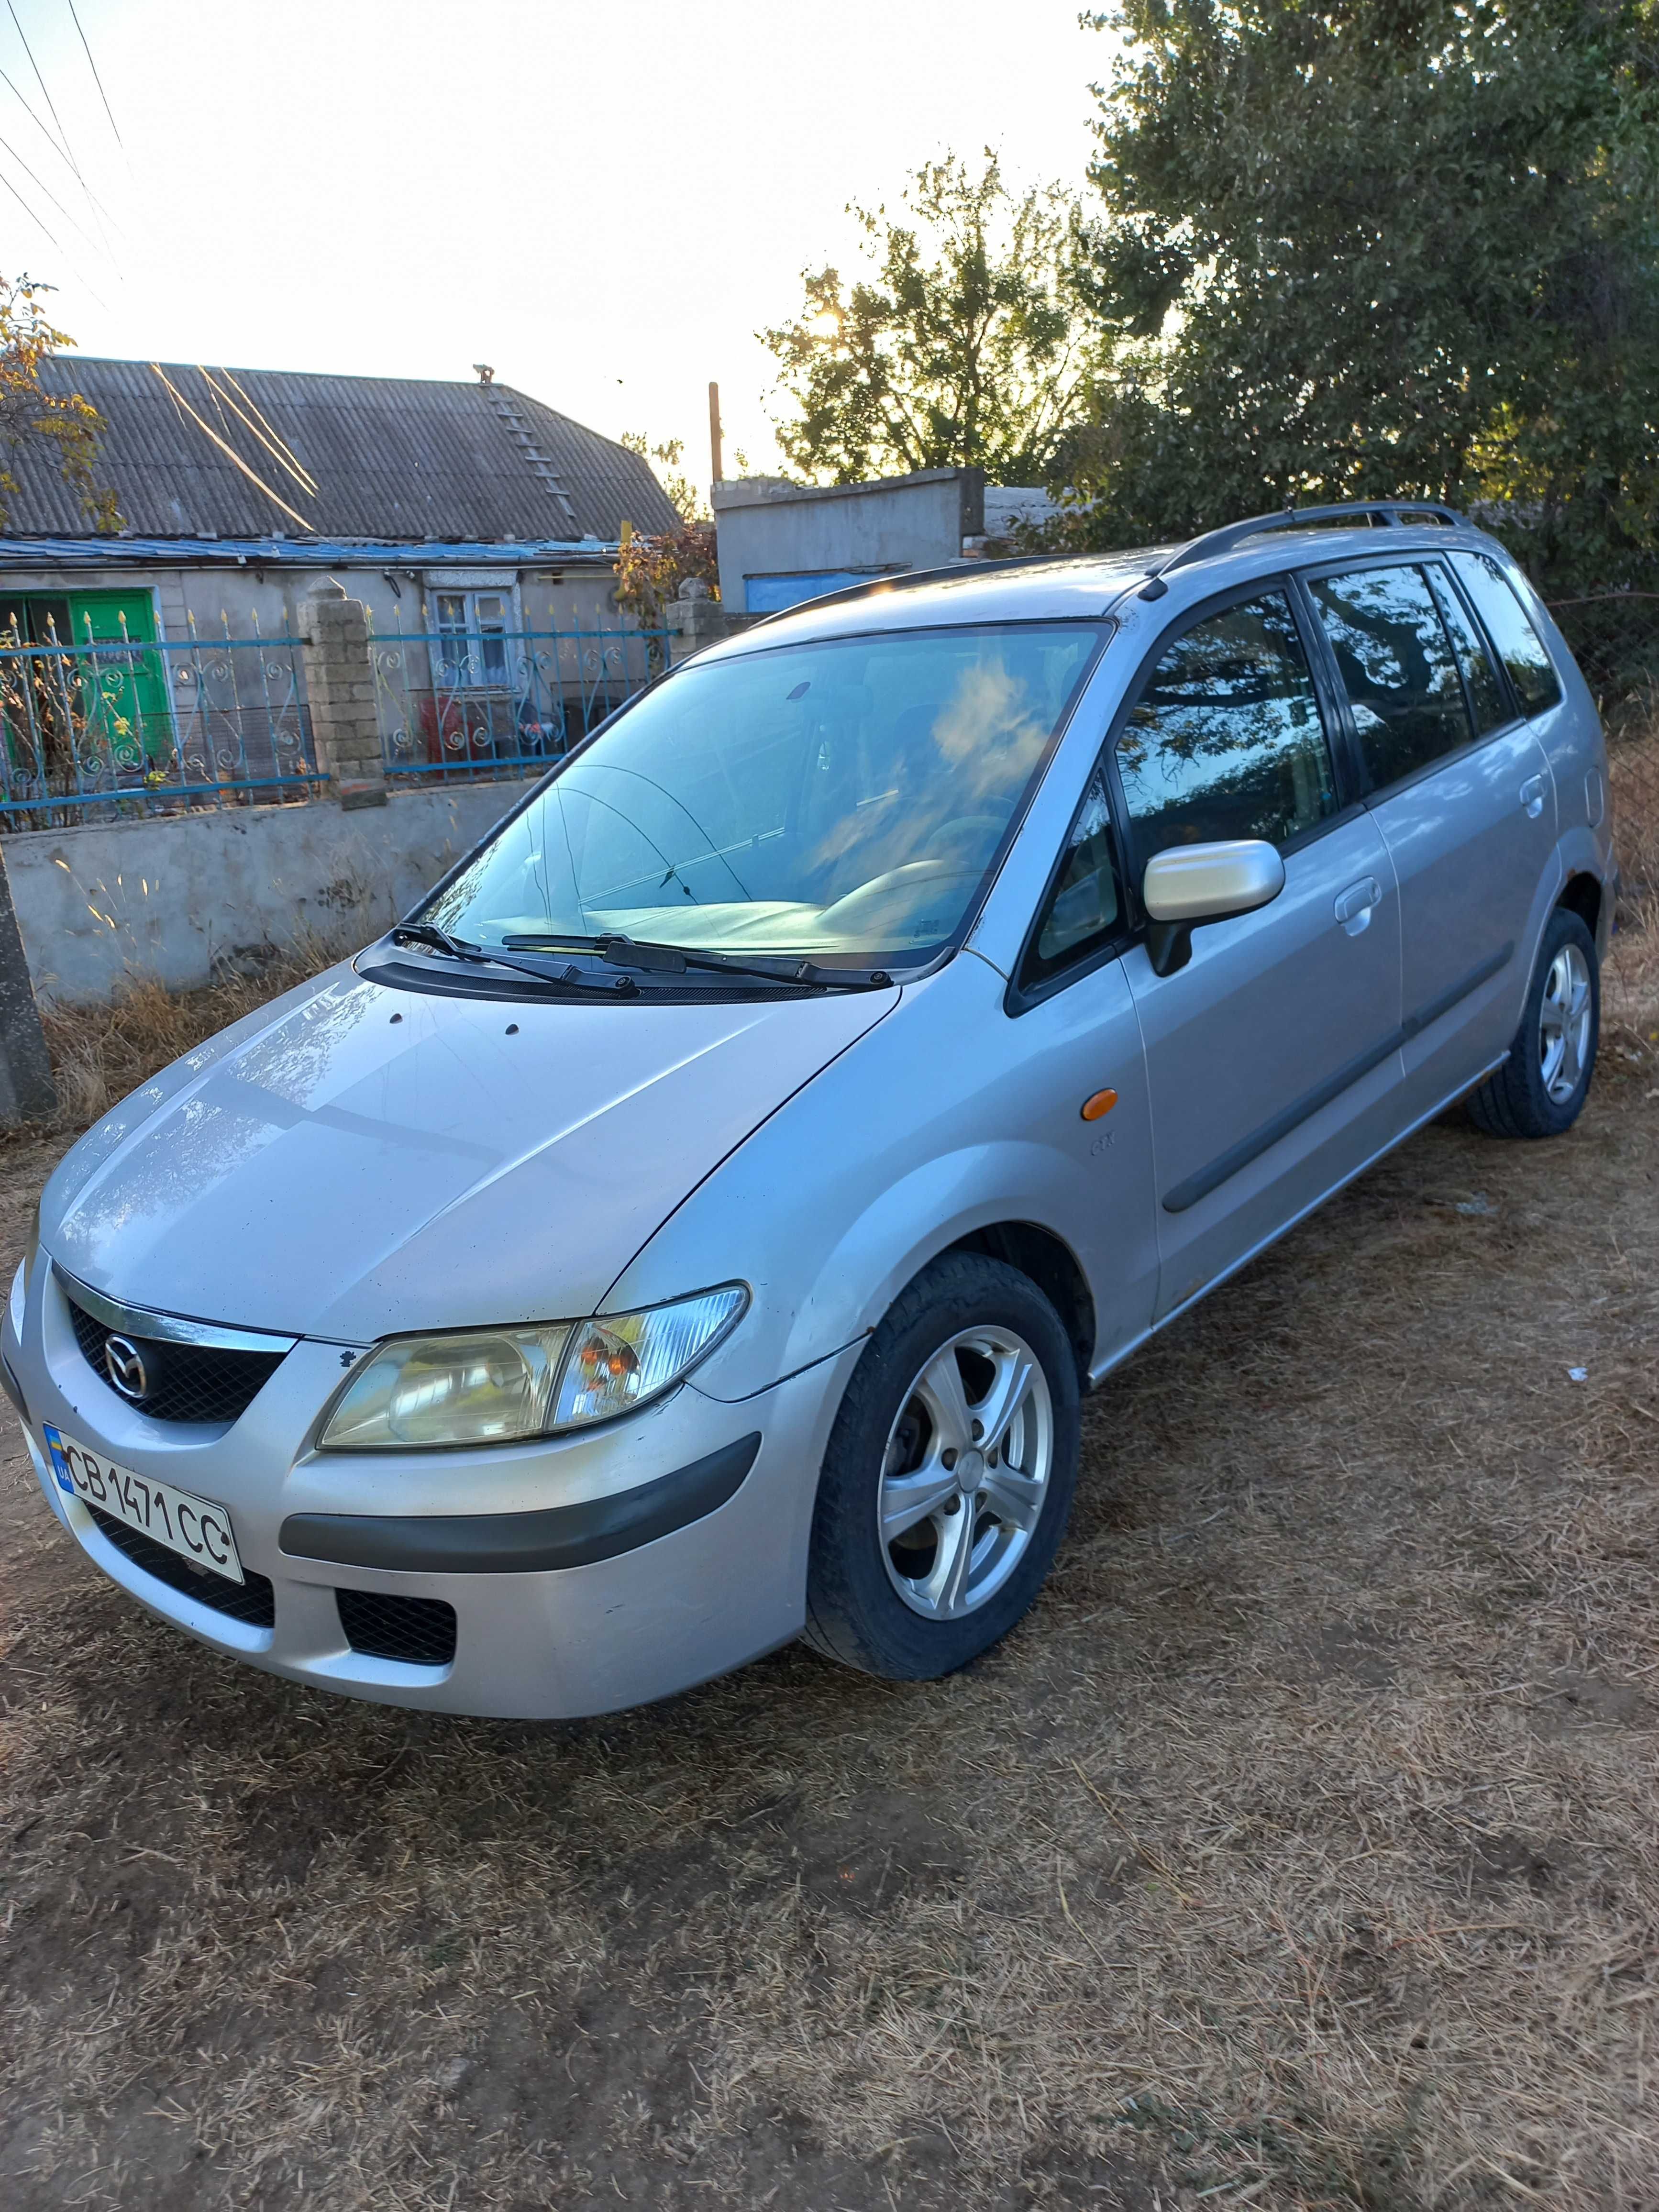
[103, 1334, 149, 1401]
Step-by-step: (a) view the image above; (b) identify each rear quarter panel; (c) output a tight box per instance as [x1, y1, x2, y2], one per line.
[1500, 559, 1615, 899]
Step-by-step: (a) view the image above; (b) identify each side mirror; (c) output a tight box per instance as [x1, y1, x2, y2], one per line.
[1141, 839, 1286, 977]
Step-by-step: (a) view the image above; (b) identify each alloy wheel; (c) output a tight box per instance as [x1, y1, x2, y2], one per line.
[877, 1326, 1054, 1621]
[1538, 941, 1593, 1105]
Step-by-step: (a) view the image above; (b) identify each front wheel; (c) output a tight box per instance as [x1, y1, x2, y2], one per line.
[1467, 906, 1599, 1139]
[803, 1253, 1081, 1681]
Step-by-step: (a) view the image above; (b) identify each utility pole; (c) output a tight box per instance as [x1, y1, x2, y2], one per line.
[708, 381, 724, 489]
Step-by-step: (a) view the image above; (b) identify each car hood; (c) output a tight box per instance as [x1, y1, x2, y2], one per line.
[41, 965, 896, 1341]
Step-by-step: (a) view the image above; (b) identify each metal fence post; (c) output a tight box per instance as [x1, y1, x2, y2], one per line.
[299, 583, 386, 807]
[0, 847, 55, 1122]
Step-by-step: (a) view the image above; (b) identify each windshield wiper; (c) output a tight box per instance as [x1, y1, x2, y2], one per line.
[388, 923, 638, 995]
[501, 931, 894, 991]
[393, 920, 472, 961]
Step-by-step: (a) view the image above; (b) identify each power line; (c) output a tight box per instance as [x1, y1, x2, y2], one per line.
[203, 368, 319, 495]
[7, 0, 76, 172]
[0, 119, 97, 246]
[151, 364, 316, 532]
[65, 0, 119, 148]
[3, 0, 120, 250]
[0, 160, 111, 306]
[0, 155, 58, 246]
[0, 64, 116, 233]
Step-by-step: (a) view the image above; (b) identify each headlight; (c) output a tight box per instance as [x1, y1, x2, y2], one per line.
[317, 1286, 747, 1452]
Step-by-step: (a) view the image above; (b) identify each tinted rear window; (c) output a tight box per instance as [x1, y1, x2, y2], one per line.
[1305, 564, 1471, 790]
[1449, 552, 1563, 716]
[1426, 563, 1509, 735]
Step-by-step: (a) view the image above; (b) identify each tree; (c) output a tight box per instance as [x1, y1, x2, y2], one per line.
[613, 516, 719, 630]
[0, 274, 115, 530]
[762, 152, 1100, 485]
[1056, 0, 1659, 624]
[620, 430, 705, 523]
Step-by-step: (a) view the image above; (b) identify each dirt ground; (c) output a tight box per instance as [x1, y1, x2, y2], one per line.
[0, 1029, 1656, 2210]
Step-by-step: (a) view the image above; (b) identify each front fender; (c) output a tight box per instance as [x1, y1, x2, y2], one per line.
[601, 953, 1160, 1405]
[708, 1140, 1096, 1403]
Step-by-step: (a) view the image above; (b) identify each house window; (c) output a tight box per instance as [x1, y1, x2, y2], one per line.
[434, 589, 515, 688]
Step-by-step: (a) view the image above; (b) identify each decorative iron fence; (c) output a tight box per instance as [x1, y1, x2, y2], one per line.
[371, 624, 672, 784]
[0, 619, 319, 826]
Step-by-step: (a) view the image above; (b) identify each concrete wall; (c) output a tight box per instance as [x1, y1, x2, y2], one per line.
[0, 559, 625, 646]
[712, 468, 986, 615]
[3, 778, 529, 1006]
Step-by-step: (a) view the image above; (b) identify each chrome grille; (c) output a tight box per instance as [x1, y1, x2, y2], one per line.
[67, 1298, 287, 1426]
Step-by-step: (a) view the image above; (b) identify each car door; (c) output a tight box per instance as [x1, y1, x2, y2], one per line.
[1300, 556, 1559, 1120]
[1001, 758, 1162, 1374]
[1106, 585, 1405, 1321]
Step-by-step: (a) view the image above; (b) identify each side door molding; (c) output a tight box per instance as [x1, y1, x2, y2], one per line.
[1163, 939, 1513, 1214]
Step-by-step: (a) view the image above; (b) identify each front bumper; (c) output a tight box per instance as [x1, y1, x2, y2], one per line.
[8, 1255, 860, 1718]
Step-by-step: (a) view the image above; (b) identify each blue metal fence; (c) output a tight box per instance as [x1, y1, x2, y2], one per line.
[0, 619, 319, 825]
[371, 623, 672, 783]
[0, 614, 672, 826]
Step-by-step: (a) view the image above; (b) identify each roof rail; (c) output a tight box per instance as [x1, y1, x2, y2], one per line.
[746, 550, 1069, 627]
[746, 497, 1473, 625]
[1144, 499, 1471, 597]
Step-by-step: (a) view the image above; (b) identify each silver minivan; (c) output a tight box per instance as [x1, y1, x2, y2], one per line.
[4, 503, 1615, 1717]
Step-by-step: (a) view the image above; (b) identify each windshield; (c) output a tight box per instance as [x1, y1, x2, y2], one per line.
[419, 622, 1104, 967]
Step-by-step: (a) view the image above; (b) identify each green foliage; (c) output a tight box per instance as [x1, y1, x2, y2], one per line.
[613, 518, 719, 628]
[0, 274, 117, 531]
[762, 152, 1101, 484]
[620, 430, 705, 524]
[615, 432, 717, 629]
[1057, 0, 1659, 620]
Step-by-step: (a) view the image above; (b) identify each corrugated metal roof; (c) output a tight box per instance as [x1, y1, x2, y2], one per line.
[0, 533, 620, 570]
[6, 358, 682, 542]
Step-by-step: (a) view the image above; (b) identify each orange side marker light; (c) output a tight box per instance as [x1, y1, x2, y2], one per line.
[1081, 1088, 1118, 1122]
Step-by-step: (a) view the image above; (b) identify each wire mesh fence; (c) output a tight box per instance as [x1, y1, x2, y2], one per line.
[1549, 588, 1659, 1034]
[1549, 590, 1659, 910]
[0, 618, 319, 827]
[370, 624, 673, 785]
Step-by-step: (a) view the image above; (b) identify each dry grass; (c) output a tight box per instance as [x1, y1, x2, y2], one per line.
[0, 766, 1655, 2210]
[30, 940, 346, 1134]
[1606, 714, 1659, 1038]
[0, 1072, 1656, 2207]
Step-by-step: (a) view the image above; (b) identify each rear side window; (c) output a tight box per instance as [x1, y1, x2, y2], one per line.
[1449, 551, 1563, 715]
[1305, 563, 1471, 789]
[1426, 564, 1509, 734]
[1115, 591, 1337, 859]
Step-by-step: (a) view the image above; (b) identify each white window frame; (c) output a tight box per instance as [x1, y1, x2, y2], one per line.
[424, 575, 523, 691]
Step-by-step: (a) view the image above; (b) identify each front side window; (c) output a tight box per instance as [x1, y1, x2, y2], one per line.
[1115, 591, 1337, 861]
[1305, 563, 1471, 790]
[1025, 767, 1123, 985]
[422, 622, 1103, 969]
[1449, 551, 1563, 716]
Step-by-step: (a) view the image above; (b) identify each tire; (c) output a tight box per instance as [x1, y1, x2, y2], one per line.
[803, 1252, 1081, 1680]
[1466, 906, 1599, 1139]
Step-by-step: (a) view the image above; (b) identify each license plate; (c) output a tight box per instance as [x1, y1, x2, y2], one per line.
[43, 1422, 245, 1586]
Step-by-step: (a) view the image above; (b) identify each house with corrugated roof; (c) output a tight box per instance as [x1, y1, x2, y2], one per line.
[0, 356, 680, 660]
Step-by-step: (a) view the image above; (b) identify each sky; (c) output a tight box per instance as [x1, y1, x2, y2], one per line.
[0, 0, 1112, 498]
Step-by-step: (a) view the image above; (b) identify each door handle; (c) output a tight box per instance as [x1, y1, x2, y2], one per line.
[1334, 877, 1382, 934]
[1520, 774, 1547, 819]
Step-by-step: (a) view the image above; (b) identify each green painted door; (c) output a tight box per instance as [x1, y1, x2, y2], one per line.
[65, 590, 174, 772]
